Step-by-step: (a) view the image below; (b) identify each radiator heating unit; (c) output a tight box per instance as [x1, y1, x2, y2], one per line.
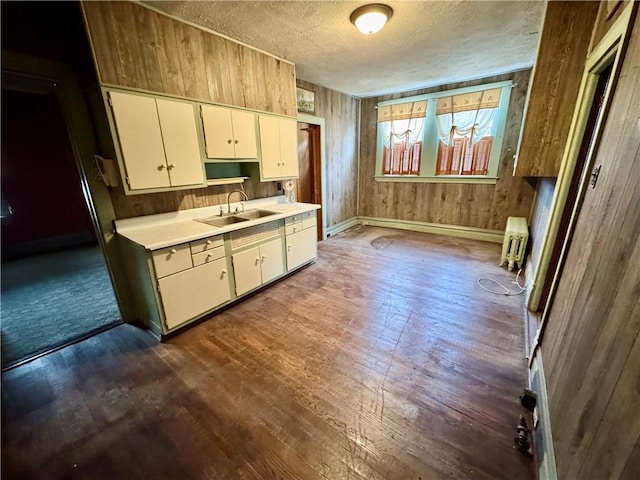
[501, 216, 529, 271]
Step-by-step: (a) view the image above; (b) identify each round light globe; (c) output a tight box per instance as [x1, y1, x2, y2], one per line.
[350, 4, 393, 35]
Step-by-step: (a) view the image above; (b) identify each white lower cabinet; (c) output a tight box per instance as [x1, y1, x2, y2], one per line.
[285, 211, 318, 271]
[232, 238, 283, 296]
[286, 227, 317, 271]
[158, 257, 230, 330]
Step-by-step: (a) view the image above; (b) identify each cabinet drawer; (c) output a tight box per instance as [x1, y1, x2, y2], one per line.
[190, 235, 224, 254]
[285, 223, 304, 236]
[302, 214, 316, 231]
[152, 244, 192, 278]
[192, 246, 225, 266]
[285, 215, 302, 225]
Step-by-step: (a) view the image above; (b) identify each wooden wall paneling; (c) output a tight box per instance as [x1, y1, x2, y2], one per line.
[358, 70, 535, 232]
[81, 1, 296, 116]
[110, 180, 280, 219]
[620, 433, 640, 480]
[175, 21, 210, 101]
[81, 1, 118, 85]
[540, 14, 640, 477]
[514, 1, 600, 177]
[131, 3, 163, 93]
[589, 0, 634, 53]
[225, 41, 247, 109]
[149, 10, 186, 97]
[201, 32, 227, 102]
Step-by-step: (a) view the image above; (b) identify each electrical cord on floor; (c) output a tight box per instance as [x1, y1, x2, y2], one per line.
[476, 268, 526, 296]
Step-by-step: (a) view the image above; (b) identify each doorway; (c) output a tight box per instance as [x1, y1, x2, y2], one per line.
[537, 62, 614, 311]
[1, 78, 121, 368]
[296, 121, 323, 240]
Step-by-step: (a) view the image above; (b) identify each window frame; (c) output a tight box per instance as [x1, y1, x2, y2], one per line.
[374, 80, 513, 184]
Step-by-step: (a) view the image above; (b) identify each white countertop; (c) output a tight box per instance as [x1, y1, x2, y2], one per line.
[115, 196, 320, 250]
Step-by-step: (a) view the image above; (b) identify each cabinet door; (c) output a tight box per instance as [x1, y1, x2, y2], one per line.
[259, 115, 282, 179]
[158, 259, 230, 330]
[231, 110, 257, 158]
[286, 227, 317, 271]
[156, 98, 205, 187]
[201, 105, 235, 158]
[279, 118, 299, 178]
[109, 91, 170, 190]
[232, 246, 262, 296]
[260, 238, 284, 284]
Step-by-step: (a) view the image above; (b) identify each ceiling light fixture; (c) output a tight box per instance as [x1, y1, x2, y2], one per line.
[350, 4, 393, 35]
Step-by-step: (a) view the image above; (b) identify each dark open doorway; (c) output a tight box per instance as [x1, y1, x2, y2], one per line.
[1, 79, 121, 368]
[296, 122, 323, 240]
[537, 62, 614, 312]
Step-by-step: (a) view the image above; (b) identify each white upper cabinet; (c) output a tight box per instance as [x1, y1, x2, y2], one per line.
[258, 115, 299, 180]
[108, 90, 205, 193]
[201, 104, 257, 159]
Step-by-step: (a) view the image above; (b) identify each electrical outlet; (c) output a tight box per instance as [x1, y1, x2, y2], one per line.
[276, 182, 282, 191]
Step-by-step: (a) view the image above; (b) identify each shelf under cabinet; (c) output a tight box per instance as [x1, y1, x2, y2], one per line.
[206, 176, 249, 186]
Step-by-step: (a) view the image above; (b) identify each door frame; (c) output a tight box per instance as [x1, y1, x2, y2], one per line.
[297, 113, 328, 239]
[1, 50, 134, 321]
[528, 3, 636, 363]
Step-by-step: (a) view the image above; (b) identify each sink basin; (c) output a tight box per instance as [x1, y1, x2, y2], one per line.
[195, 215, 250, 227]
[236, 209, 278, 220]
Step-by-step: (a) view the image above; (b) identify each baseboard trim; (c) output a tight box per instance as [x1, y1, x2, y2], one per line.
[358, 217, 504, 243]
[529, 352, 558, 480]
[325, 217, 360, 238]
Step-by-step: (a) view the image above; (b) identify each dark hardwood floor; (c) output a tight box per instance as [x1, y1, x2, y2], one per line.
[1, 226, 534, 479]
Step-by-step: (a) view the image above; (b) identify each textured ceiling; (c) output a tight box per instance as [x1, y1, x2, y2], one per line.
[143, 1, 546, 98]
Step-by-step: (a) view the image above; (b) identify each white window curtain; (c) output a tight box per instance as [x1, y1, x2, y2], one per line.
[379, 101, 426, 175]
[434, 87, 501, 175]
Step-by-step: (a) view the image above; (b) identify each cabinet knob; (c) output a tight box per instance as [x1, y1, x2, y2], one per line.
[261, 255, 266, 262]
[206, 253, 213, 259]
[227, 139, 233, 144]
[167, 163, 176, 170]
[234, 140, 239, 144]
[206, 240, 213, 245]
[170, 248, 177, 254]
[255, 258, 260, 265]
[222, 269, 227, 275]
[158, 164, 166, 170]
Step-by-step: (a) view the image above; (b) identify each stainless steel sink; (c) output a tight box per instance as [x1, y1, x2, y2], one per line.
[195, 215, 250, 227]
[236, 209, 278, 220]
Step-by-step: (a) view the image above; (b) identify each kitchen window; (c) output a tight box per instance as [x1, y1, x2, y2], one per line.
[375, 81, 512, 184]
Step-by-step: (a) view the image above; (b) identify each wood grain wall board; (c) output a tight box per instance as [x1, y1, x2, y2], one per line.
[149, 10, 186, 97]
[620, 434, 640, 480]
[110, 180, 280, 219]
[540, 11, 640, 478]
[359, 70, 535, 232]
[131, 3, 164, 93]
[81, 1, 296, 116]
[296, 79, 360, 228]
[589, 0, 634, 53]
[514, 1, 600, 177]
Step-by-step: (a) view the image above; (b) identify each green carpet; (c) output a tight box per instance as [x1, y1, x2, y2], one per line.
[1, 244, 122, 367]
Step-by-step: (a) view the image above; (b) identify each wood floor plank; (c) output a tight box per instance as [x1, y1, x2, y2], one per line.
[2, 227, 533, 479]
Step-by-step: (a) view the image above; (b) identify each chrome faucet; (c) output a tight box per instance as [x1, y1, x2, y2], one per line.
[227, 189, 248, 214]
